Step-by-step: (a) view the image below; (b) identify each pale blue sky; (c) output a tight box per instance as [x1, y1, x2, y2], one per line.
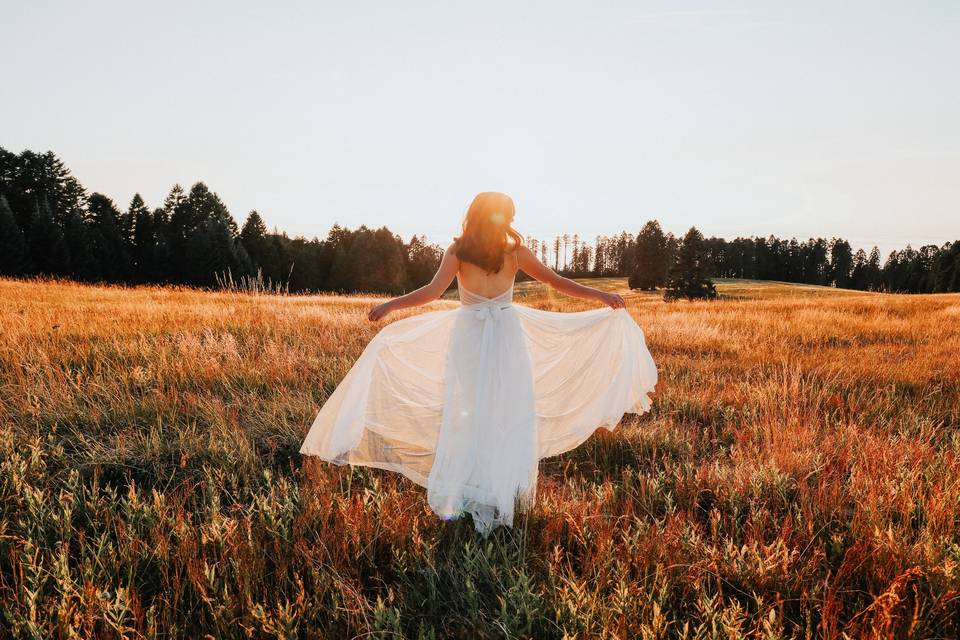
[3, 1, 958, 256]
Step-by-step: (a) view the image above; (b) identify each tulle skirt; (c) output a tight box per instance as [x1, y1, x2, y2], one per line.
[299, 301, 658, 536]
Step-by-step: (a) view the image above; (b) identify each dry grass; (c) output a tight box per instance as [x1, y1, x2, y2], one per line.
[1, 276, 959, 639]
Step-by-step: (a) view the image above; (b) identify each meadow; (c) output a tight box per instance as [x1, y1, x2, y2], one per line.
[1, 276, 958, 639]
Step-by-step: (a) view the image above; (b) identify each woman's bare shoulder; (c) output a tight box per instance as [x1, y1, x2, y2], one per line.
[445, 239, 461, 259]
[514, 244, 535, 259]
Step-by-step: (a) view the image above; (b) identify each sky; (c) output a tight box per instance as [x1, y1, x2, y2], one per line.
[3, 1, 958, 257]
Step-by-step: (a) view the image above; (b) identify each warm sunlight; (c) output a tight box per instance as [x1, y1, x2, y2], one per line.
[2, 3, 959, 637]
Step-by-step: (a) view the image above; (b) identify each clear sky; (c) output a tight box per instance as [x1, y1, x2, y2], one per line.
[3, 1, 958, 257]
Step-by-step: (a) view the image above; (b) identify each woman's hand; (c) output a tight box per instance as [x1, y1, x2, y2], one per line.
[368, 301, 393, 322]
[598, 292, 626, 310]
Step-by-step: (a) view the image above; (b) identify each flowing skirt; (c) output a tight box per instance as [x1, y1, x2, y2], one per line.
[299, 302, 658, 536]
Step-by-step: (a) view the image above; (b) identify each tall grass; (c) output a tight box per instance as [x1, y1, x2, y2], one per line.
[1, 277, 958, 638]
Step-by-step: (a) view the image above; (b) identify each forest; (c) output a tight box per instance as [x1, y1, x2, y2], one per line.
[2, 147, 958, 295]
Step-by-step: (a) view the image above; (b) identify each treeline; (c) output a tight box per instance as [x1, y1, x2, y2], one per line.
[527, 222, 960, 294]
[1, 147, 958, 295]
[0, 148, 443, 293]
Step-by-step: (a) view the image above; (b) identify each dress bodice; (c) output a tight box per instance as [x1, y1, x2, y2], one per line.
[457, 281, 514, 306]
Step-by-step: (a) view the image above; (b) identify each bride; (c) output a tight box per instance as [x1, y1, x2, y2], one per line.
[299, 192, 658, 535]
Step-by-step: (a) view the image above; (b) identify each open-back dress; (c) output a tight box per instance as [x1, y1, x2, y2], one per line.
[299, 270, 658, 536]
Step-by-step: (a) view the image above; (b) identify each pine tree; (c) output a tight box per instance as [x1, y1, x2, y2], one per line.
[87, 193, 132, 282]
[185, 182, 236, 234]
[62, 207, 97, 280]
[593, 236, 604, 276]
[239, 210, 269, 273]
[325, 226, 408, 294]
[931, 241, 960, 293]
[576, 244, 593, 274]
[829, 238, 854, 288]
[629, 220, 669, 290]
[163, 183, 191, 279]
[151, 208, 174, 283]
[615, 232, 634, 276]
[26, 197, 71, 276]
[325, 242, 351, 292]
[850, 248, 869, 290]
[278, 236, 322, 292]
[117, 193, 143, 250]
[1, 150, 86, 231]
[802, 238, 829, 285]
[183, 217, 251, 287]
[0, 194, 26, 275]
[130, 195, 157, 283]
[866, 247, 882, 291]
[664, 227, 717, 300]
[405, 234, 443, 290]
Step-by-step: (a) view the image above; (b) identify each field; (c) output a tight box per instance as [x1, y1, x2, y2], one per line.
[1, 276, 959, 638]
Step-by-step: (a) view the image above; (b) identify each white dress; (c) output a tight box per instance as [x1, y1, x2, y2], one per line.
[299, 278, 658, 536]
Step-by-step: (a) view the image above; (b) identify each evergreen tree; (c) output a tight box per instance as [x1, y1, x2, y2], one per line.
[910, 245, 939, 293]
[26, 197, 71, 276]
[881, 250, 902, 291]
[0, 194, 26, 275]
[183, 217, 252, 287]
[849, 248, 869, 290]
[664, 227, 717, 300]
[754, 237, 770, 279]
[829, 238, 854, 288]
[801, 238, 829, 284]
[169, 182, 240, 283]
[629, 220, 669, 290]
[325, 242, 351, 292]
[931, 241, 960, 292]
[117, 194, 140, 249]
[62, 207, 97, 280]
[186, 182, 236, 233]
[404, 234, 443, 290]
[163, 184, 187, 220]
[326, 226, 406, 294]
[0, 147, 17, 201]
[283, 236, 326, 292]
[163, 183, 191, 279]
[786, 238, 802, 281]
[570, 242, 592, 275]
[240, 210, 269, 271]
[151, 207, 174, 283]
[130, 195, 158, 283]
[0, 149, 86, 230]
[866, 247, 882, 291]
[87, 193, 132, 282]
[593, 235, 605, 276]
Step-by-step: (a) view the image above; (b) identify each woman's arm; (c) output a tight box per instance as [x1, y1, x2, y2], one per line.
[516, 246, 625, 309]
[368, 243, 460, 321]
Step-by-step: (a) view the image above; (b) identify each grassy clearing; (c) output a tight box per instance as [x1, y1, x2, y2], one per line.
[1, 277, 959, 638]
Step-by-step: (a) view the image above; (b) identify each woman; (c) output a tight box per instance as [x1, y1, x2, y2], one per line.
[299, 192, 657, 536]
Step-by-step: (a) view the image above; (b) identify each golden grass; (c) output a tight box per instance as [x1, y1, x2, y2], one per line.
[1, 276, 958, 638]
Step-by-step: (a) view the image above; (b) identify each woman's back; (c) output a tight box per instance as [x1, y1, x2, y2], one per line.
[456, 245, 520, 300]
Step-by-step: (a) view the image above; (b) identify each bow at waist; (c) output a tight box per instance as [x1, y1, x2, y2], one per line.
[462, 300, 513, 321]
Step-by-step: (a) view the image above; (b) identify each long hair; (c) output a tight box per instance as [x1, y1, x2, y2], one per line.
[454, 192, 524, 273]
